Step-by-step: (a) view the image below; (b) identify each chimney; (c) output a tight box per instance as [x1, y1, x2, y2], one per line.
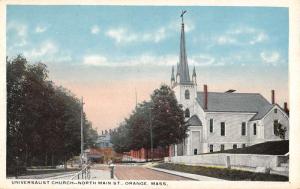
[101, 130, 104, 135]
[284, 102, 289, 115]
[204, 85, 208, 110]
[271, 90, 275, 104]
[109, 129, 112, 134]
[105, 130, 108, 134]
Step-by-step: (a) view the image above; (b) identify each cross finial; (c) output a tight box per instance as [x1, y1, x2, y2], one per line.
[180, 10, 187, 23]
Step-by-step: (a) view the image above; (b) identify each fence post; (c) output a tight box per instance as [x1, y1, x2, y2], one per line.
[109, 164, 115, 179]
[226, 155, 231, 169]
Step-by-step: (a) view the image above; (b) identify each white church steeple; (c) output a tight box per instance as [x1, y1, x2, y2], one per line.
[171, 10, 197, 118]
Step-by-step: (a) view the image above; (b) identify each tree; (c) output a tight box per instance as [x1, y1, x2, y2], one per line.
[111, 84, 187, 153]
[274, 122, 287, 140]
[110, 123, 131, 153]
[150, 84, 187, 148]
[7, 55, 28, 171]
[6, 55, 98, 174]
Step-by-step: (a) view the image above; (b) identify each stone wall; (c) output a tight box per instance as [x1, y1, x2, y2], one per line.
[165, 153, 281, 168]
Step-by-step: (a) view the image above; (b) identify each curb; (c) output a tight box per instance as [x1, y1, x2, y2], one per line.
[44, 172, 77, 179]
[147, 167, 224, 181]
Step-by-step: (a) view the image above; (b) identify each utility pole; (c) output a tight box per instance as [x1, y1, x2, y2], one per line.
[150, 108, 153, 162]
[135, 87, 137, 109]
[80, 97, 84, 167]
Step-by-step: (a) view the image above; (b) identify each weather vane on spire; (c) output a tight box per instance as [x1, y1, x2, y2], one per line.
[180, 10, 187, 23]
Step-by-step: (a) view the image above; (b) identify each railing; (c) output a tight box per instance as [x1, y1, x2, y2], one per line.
[71, 163, 91, 180]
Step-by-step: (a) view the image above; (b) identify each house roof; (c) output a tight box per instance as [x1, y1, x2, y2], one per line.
[196, 92, 274, 120]
[187, 115, 202, 126]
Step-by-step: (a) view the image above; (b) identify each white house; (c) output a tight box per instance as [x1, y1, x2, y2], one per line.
[169, 13, 289, 156]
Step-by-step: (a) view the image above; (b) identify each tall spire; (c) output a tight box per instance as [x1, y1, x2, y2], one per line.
[192, 66, 197, 84]
[192, 66, 196, 77]
[171, 66, 175, 82]
[178, 10, 191, 84]
[171, 66, 175, 86]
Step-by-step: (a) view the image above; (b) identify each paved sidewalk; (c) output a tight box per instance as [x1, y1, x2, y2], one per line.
[90, 169, 113, 180]
[148, 167, 224, 181]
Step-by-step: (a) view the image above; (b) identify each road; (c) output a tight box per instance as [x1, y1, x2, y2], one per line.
[9, 164, 192, 180]
[114, 165, 191, 180]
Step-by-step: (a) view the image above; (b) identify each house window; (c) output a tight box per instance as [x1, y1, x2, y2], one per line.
[185, 90, 190, 99]
[253, 123, 257, 135]
[273, 120, 279, 135]
[194, 149, 197, 155]
[221, 144, 225, 151]
[221, 122, 225, 136]
[241, 122, 246, 136]
[274, 108, 278, 113]
[185, 109, 190, 118]
[209, 119, 213, 133]
[233, 144, 237, 149]
[209, 144, 213, 152]
[242, 144, 246, 148]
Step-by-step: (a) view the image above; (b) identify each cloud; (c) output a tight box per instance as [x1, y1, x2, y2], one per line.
[139, 27, 167, 43]
[216, 35, 237, 45]
[25, 41, 58, 58]
[106, 28, 138, 44]
[83, 54, 177, 67]
[212, 26, 268, 47]
[249, 32, 268, 45]
[7, 21, 28, 47]
[84, 55, 107, 66]
[82, 53, 228, 67]
[106, 27, 168, 44]
[91, 25, 100, 34]
[35, 26, 47, 33]
[7, 22, 27, 37]
[227, 26, 256, 35]
[22, 40, 72, 63]
[189, 55, 216, 66]
[105, 18, 195, 45]
[260, 51, 281, 66]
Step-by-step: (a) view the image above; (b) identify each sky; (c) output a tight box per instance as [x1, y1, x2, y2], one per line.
[6, 6, 289, 133]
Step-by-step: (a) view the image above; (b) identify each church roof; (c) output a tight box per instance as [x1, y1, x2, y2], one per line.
[196, 92, 274, 121]
[186, 115, 202, 126]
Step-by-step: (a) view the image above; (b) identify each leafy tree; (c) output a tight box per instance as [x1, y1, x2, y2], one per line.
[150, 85, 187, 148]
[274, 122, 287, 140]
[127, 101, 152, 150]
[6, 55, 98, 174]
[111, 123, 131, 153]
[7, 55, 28, 170]
[111, 84, 187, 153]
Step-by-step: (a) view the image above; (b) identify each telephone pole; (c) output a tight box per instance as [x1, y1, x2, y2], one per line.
[80, 97, 84, 167]
[149, 108, 153, 162]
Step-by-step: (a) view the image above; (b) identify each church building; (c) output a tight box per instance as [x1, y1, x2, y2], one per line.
[169, 12, 289, 156]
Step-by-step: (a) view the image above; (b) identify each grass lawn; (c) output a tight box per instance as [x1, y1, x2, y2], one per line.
[211, 140, 289, 155]
[154, 163, 288, 181]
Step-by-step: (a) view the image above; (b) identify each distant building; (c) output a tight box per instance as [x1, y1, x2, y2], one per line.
[95, 130, 113, 148]
[83, 130, 120, 163]
[169, 13, 289, 156]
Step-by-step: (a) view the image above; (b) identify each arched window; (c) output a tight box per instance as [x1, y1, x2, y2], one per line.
[185, 108, 190, 118]
[185, 90, 190, 99]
